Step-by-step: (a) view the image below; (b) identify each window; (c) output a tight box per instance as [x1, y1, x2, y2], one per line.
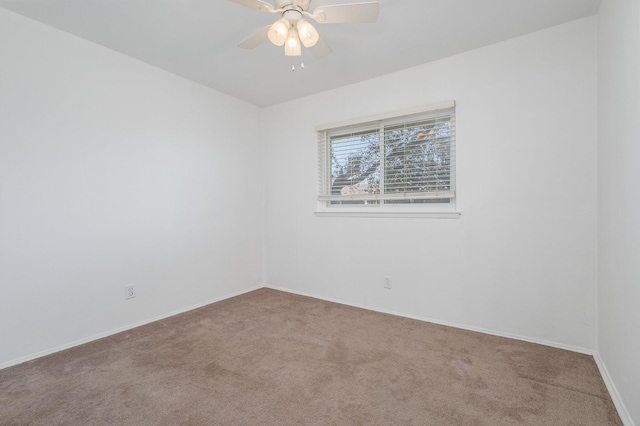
[317, 101, 456, 215]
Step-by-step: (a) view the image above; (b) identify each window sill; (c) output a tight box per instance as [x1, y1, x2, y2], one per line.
[314, 210, 461, 219]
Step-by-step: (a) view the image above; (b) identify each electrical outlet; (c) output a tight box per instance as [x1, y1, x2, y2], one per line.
[125, 285, 136, 300]
[384, 276, 392, 289]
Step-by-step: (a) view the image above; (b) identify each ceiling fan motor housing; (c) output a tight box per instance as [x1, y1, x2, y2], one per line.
[282, 8, 303, 24]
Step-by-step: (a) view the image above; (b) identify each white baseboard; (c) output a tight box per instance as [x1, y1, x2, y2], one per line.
[0, 285, 263, 371]
[593, 352, 635, 426]
[265, 285, 594, 354]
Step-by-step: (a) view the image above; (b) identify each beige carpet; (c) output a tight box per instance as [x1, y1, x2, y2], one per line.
[0, 288, 622, 425]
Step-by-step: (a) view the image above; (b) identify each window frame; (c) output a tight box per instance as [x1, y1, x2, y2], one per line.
[315, 101, 460, 218]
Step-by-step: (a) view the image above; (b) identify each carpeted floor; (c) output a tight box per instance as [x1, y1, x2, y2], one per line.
[0, 288, 622, 425]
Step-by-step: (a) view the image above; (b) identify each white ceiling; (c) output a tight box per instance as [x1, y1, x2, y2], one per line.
[0, 0, 600, 107]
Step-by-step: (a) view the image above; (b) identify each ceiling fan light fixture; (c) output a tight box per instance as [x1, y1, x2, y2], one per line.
[297, 19, 319, 48]
[284, 28, 302, 56]
[268, 18, 290, 46]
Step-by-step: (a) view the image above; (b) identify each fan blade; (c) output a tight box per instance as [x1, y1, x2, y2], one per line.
[227, 0, 274, 13]
[309, 37, 332, 58]
[311, 2, 379, 24]
[238, 26, 271, 49]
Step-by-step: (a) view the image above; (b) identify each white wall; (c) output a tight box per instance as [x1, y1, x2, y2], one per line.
[0, 9, 264, 367]
[598, 0, 640, 423]
[264, 17, 598, 351]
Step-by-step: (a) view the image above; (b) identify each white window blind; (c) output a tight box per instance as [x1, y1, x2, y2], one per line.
[318, 102, 456, 206]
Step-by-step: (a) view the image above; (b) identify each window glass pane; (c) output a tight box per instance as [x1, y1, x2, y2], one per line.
[383, 116, 452, 197]
[330, 130, 380, 202]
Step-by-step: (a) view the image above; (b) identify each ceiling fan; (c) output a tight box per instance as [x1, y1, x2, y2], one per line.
[228, 0, 379, 59]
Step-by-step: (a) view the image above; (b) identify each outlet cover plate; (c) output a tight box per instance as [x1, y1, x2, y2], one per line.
[384, 276, 392, 289]
[125, 285, 136, 300]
